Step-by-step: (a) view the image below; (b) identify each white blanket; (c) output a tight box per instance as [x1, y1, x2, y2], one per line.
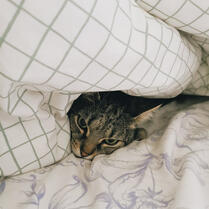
[1, 100, 209, 209]
[0, 0, 209, 208]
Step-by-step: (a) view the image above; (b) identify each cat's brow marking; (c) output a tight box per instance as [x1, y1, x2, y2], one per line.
[74, 115, 84, 134]
[86, 127, 90, 137]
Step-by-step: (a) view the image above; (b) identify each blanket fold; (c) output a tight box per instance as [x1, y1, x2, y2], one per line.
[0, 0, 209, 208]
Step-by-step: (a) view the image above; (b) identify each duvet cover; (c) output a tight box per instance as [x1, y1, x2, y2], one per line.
[0, 0, 209, 208]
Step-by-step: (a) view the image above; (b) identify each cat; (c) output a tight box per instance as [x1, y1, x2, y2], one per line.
[67, 91, 208, 160]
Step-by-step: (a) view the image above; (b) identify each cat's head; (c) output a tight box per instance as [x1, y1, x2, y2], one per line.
[68, 92, 160, 160]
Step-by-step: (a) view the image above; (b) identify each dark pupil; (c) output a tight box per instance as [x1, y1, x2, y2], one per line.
[79, 118, 86, 128]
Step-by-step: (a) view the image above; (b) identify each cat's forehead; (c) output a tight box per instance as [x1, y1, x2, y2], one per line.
[75, 99, 118, 113]
[70, 93, 127, 125]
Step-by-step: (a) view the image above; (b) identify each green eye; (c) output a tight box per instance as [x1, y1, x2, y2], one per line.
[77, 116, 87, 129]
[104, 139, 119, 145]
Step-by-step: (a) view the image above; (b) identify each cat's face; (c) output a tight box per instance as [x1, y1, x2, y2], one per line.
[68, 92, 158, 160]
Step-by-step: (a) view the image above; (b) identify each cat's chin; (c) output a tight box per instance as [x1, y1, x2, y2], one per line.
[82, 154, 95, 160]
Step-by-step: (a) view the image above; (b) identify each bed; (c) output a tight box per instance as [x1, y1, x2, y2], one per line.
[0, 0, 209, 208]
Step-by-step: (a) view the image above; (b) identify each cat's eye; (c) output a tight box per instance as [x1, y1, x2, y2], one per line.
[104, 139, 119, 145]
[77, 116, 87, 129]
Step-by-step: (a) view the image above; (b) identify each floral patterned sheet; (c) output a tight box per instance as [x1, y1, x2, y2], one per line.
[1, 0, 209, 208]
[1, 99, 209, 209]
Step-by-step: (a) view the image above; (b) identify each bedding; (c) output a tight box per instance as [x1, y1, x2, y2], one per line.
[0, 0, 209, 208]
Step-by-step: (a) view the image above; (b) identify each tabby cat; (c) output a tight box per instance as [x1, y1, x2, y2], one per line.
[67, 91, 208, 160]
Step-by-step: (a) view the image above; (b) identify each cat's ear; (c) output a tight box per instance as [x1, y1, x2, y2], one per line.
[82, 92, 101, 103]
[132, 128, 147, 141]
[130, 104, 161, 128]
[128, 104, 161, 141]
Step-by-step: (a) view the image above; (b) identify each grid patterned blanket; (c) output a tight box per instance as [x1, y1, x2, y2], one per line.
[0, 0, 209, 208]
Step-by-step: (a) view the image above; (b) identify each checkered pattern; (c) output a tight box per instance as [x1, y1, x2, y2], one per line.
[137, 0, 209, 38]
[0, 0, 208, 178]
[137, 0, 209, 96]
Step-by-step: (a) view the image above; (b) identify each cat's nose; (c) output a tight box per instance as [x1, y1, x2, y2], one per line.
[81, 150, 89, 157]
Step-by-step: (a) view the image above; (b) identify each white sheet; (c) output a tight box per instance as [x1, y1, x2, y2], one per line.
[1, 100, 209, 209]
[0, 0, 209, 208]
